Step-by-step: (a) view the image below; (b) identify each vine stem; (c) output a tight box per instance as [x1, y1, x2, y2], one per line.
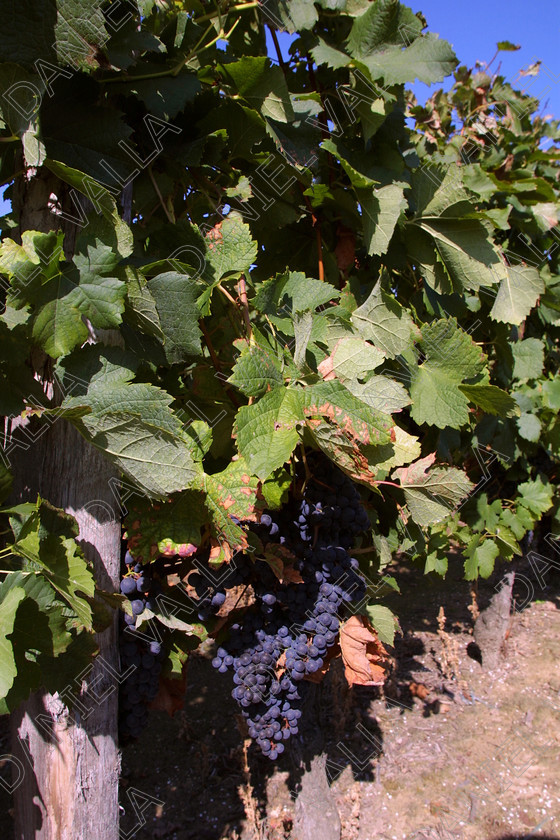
[314, 221, 325, 281]
[148, 166, 174, 223]
[217, 283, 238, 306]
[199, 320, 240, 408]
[305, 53, 336, 185]
[100, 4, 254, 83]
[0, 169, 24, 188]
[299, 444, 312, 487]
[200, 320, 223, 370]
[194, 0, 260, 24]
[304, 195, 325, 281]
[237, 275, 253, 340]
[174, 16, 244, 76]
[268, 25, 287, 74]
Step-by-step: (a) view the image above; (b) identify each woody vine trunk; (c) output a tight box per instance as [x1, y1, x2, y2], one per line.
[8, 167, 122, 840]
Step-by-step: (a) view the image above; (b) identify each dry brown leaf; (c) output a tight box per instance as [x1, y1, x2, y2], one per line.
[335, 223, 356, 273]
[409, 681, 430, 700]
[209, 538, 236, 564]
[281, 564, 304, 585]
[318, 354, 337, 381]
[339, 615, 391, 686]
[150, 666, 187, 717]
[205, 221, 223, 248]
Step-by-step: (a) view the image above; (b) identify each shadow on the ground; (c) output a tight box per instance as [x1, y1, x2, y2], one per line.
[494, 835, 560, 840]
[1, 531, 558, 840]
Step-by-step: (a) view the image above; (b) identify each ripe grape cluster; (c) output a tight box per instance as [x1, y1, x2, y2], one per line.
[120, 552, 161, 624]
[118, 552, 165, 739]
[119, 634, 165, 738]
[208, 456, 369, 759]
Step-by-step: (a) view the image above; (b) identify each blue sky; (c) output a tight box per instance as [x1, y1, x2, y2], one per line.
[2, 1, 558, 217]
[408, 0, 560, 118]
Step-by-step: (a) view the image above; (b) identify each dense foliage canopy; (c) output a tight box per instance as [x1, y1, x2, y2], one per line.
[0, 0, 558, 714]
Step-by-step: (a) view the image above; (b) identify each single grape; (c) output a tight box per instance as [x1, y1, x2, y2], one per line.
[120, 577, 137, 596]
[130, 599, 145, 615]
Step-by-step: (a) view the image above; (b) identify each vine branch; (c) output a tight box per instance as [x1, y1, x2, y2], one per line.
[237, 274, 253, 340]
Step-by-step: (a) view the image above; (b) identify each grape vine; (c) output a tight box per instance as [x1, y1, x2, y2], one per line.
[202, 455, 371, 758]
[0, 4, 557, 822]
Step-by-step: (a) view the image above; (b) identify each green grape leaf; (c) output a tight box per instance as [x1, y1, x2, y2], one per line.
[0, 63, 44, 135]
[293, 310, 314, 368]
[511, 338, 545, 381]
[351, 280, 421, 358]
[392, 453, 474, 526]
[73, 238, 120, 282]
[147, 271, 202, 363]
[365, 604, 399, 646]
[500, 506, 534, 540]
[235, 387, 304, 481]
[31, 268, 126, 358]
[373, 425, 421, 474]
[261, 468, 292, 510]
[44, 159, 133, 258]
[319, 336, 386, 381]
[56, 344, 138, 395]
[517, 412, 541, 442]
[409, 318, 485, 429]
[261, 0, 318, 33]
[0, 570, 72, 657]
[424, 551, 448, 576]
[54, 0, 109, 69]
[517, 477, 554, 517]
[463, 537, 499, 580]
[228, 342, 283, 397]
[345, 375, 411, 414]
[65, 383, 200, 498]
[253, 271, 340, 314]
[122, 266, 164, 340]
[0, 584, 27, 700]
[370, 35, 457, 85]
[195, 458, 260, 550]
[407, 165, 507, 293]
[8, 499, 95, 628]
[219, 56, 294, 122]
[359, 184, 407, 256]
[497, 41, 521, 51]
[204, 213, 258, 280]
[311, 37, 350, 70]
[458, 384, 520, 418]
[118, 73, 200, 120]
[347, 0, 456, 84]
[490, 265, 545, 325]
[542, 378, 560, 410]
[493, 524, 520, 557]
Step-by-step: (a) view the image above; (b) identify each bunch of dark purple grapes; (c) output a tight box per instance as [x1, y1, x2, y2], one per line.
[118, 633, 165, 738]
[119, 551, 160, 625]
[206, 455, 369, 759]
[118, 552, 165, 739]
